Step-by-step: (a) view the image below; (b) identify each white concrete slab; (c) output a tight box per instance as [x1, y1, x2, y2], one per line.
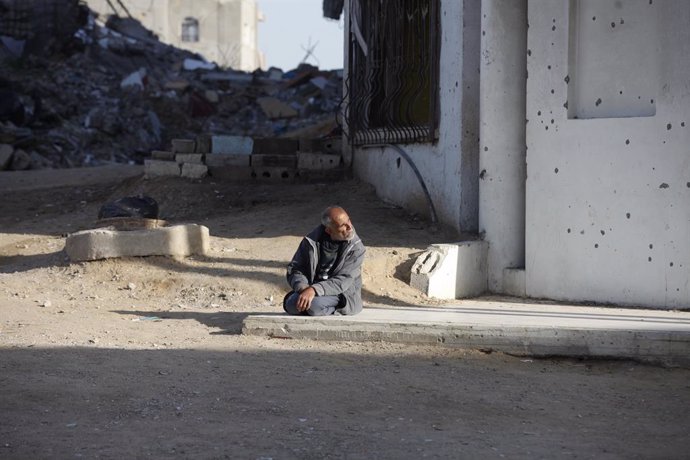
[243, 300, 690, 367]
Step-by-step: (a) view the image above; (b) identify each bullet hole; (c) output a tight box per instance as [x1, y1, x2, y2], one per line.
[650, 99, 654, 104]
[626, 212, 631, 219]
[537, 110, 542, 116]
[552, 25, 556, 31]
[666, 123, 672, 130]
[527, 49, 531, 56]
[619, 90, 623, 95]
[482, 30, 486, 36]
[567, 228, 571, 233]
[563, 101, 568, 109]
[600, 230, 605, 235]
[659, 183, 669, 189]
[670, 262, 674, 267]
[686, 182, 690, 188]
[681, 122, 686, 127]
[550, 119, 554, 124]
[484, 146, 488, 152]
[396, 157, 401, 168]
[455, 81, 458, 87]
[594, 244, 599, 248]
[552, 18, 556, 22]
[554, 167, 559, 173]
[580, 230, 585, 235]
[648, 257, 652, 262]
[595, 98, 602, 106]
[625, 139, 630, 145]
[545, 126, 549, 130]
[551, 89, 555, 94]
[547, 65, 551, 70]
[620, 18, 625, 24]
[479, 169, 487, 179]
[649, 0, 652, 4]
[564, 75, 570, 84]
[649, 244, 653, 249]
[592, 16, 596, 21]
[611, 22, 616, 28]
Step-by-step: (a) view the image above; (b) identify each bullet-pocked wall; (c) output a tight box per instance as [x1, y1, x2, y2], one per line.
[350, 0, 480, 234]
[526, 0, 690, 308]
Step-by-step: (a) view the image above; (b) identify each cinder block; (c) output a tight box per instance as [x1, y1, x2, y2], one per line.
[298, 138, 319, 153]
[297, 152, 341, 170]
[320, 137, 342, 155]
[251, 154, 297, 168]
[208, 165, 253, 181]
[151, 150, 175, 161]
[252, 138, 299, 155]
[65, 224, 210, 261]
[181, 163, 208, 179]
[0, 144, 13, 170]
[251, 167, 297, 182]
[171, 139, 196, 153]
[211, 135, 253, 155]
[195, 134, 212, 153]
[205, 153, 251, 167]
[175, 153, 205, 164]
[145, 159, 181, 177]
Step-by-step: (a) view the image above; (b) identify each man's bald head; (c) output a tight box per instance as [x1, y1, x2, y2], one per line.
[321, 206, 354, 241]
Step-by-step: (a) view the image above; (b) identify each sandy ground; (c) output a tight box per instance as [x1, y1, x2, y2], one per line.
[1, 168, 689, 459]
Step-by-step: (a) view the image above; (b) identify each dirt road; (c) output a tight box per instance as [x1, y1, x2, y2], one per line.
[1, 168, 689, 458]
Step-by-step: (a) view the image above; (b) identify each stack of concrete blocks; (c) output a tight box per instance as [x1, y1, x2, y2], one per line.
[144, 138, 208, 179]
[145, 134, 344, 182]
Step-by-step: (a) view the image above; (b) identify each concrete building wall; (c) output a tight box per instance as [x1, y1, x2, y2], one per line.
[351, 0, 480, 233]
[525, 0, 690, 308]
[84, 0, 261, 71]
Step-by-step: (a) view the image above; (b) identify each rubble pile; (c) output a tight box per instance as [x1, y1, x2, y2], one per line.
[0, 8, 343, 171]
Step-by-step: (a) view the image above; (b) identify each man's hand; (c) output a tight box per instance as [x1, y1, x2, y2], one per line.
[296, 286, 316, 312]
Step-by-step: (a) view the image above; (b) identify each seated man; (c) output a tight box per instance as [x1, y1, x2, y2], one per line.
[283, 206, 366, 316]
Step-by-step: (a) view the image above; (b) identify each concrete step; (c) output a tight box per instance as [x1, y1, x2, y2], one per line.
[242, 301, 690, 367]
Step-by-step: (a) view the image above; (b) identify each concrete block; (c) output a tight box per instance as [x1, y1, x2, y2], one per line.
[144, 159, 181, 177]
[195, 134, 212, 153]
[252, 138, 299, 155]
[320, 137, 342, 155]
[411, 241, 488, 299]
[297, 152, 341, 170]
[211, 135, 253, 155]
[205, 153, 251, 167]
[175, 153, 204, 164]
[299, 138, 319, 153]
[151, 150, 175, 161]
[171, 139, 196, 153]
[251, 154, 297, 168]
[208, 165, 253, 181]
[181, 163, 208, 179]
[503, 268, 526, 297]
[251, 167, 297, 182]
[0, 144, 13, 170]
[65, 224, 210, 261]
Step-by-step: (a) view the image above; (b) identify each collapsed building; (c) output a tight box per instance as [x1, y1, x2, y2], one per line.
[0, 0, 343, 171]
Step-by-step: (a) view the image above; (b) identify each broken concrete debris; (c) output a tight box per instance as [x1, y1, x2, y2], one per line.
[0, 2, 343, 171]
[145, 134, 343, 182]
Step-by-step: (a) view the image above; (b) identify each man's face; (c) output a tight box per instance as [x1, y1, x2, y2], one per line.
[326, 210, 354, 241]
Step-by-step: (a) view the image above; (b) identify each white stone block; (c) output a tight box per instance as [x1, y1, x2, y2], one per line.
[65, 224, 210, 261]
[144, 159, 180, 177]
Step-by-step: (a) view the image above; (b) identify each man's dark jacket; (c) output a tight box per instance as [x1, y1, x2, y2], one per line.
[286, 225, 366, 315]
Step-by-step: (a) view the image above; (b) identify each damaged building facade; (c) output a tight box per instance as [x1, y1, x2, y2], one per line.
[340, 0, 689, 309]
[85, 0, 263, 71]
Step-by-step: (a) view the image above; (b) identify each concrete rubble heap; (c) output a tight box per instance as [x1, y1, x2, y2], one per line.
[0, 1, 343, 171]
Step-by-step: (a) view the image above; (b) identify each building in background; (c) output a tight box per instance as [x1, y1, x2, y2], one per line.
[85, 0, 264, 71]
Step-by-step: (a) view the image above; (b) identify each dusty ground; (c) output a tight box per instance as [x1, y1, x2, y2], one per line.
[1, 168, 689, 459]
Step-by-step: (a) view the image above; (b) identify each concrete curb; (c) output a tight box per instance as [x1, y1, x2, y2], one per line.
[242, 304, 690, 367]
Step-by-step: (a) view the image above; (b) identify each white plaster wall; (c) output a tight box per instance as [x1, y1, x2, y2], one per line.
[351, 0, 479, 233]
[526, 0, 690, 308]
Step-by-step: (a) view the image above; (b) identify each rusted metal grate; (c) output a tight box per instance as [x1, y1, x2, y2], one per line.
[342, 0, 440, 146]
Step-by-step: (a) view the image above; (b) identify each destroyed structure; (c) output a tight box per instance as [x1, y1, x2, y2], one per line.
[0, 0, 343, 172]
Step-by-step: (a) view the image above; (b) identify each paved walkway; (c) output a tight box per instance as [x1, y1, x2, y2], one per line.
[243, 299, 690, 367]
